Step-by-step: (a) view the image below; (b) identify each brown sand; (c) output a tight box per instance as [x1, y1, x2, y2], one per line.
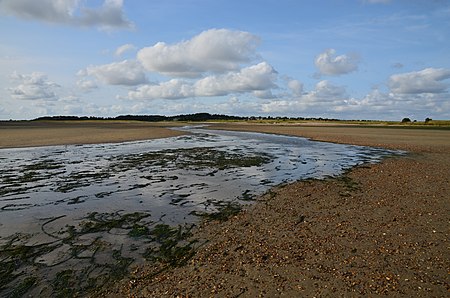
[0, 121, 185, 148]
[2, 121, 448, 296]
[206, 122, 450, 152]
[105, 122, 449, 297]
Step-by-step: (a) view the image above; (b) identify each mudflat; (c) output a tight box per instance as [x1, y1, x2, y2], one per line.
[0, 121, 185, 149]
[2, 121, 449, 296]
[107, 122, 450, 297]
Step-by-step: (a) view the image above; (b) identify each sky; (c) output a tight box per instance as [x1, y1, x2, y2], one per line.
[1, 0, 449, 121]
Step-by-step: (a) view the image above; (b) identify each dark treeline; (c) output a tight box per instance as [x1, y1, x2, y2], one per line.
[33, 113, 244, 122]
[32, 113, 353, 122]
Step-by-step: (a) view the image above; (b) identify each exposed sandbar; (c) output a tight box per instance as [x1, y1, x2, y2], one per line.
[0, 121, 185, 149]
[3, 121, 448, 296]
[107, 122, 450, 297]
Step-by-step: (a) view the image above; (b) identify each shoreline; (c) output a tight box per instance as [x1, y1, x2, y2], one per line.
[1, 121, 449, 296]
[105, 122, 449, 297]
[0, 121, 186, 149]
[205, 122, 450, 152]
[2, 120, 449, 152]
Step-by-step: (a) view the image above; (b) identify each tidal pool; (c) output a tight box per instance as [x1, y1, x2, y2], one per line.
[0, 126, 401, 296]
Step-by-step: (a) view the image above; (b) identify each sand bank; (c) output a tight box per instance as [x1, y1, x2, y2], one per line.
[105, 122, 449, 297]
[206, 122, 450, 152]
[0, 121, 185, 149]
[2, 121, 448, 296]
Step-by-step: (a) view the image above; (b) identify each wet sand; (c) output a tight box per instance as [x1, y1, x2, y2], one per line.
[2, 121, 449, 296]
[106, 122, 450, 297]
[0, 121, 185, 149]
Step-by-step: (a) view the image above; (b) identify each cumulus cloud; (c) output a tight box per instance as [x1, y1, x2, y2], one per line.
[8, 72, 59, 101]
[260, 80, 349, 115]
[128, 79, 194, 100]
[0, 0, 77, 22]
[115, 43, 136, 57]
[80, 60, 147, 86]
[315, 49, 359, 76]
[193, 62, 277, 96]
[76, 79, 98, 92]
[287, 79, 303, 96]
[389, 68, 450, 94]
[137, 29, 260, 78]
[304, 80, 347, 102]
[79, 0, 132, 30]
[127, 62, 277, 100]
[123, 75, 450, 120]
[253, 90, 275, 99]
[0, 0, 132, 30]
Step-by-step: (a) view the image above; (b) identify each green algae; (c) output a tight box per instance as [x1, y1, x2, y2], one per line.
[0, 211, 156, 297]
[80, 212, 150, 234]
[143, 224, 196, 267]
[128, 224, 149, 237]
[52, 270, 76, 298]
[191, 200, 242, 222]
[110, 147, 272, 172]
[9, 276, 37, 298]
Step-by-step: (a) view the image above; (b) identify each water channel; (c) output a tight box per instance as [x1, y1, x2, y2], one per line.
[0, 126, 402, 296]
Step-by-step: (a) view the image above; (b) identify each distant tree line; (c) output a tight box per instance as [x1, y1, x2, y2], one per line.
[402, 117, 433, 123]
[33, 113, 245, 122]
[5, 113, 436, 123]
[32, 113, 351, 122]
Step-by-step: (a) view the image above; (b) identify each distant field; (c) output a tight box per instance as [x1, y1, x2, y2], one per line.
[235, 119, 450, 128]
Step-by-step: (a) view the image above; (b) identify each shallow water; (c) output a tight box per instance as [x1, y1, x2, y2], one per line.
[0, 126, 401, 296]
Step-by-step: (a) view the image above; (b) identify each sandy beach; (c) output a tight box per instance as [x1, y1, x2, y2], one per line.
[0, 121, 185, 149]
[1, 121, 449, 296]
[106, 122, 449, 297]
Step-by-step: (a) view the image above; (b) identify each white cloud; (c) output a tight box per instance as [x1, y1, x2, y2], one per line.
[389, 68, 450, 94]
[115, 43, 136, 57]
[260, 80, 348, 115]
[127, 62, 278, 100]
[8, 72, 59, 101]
[287, 79, 303, 96]
[315, 49, 359, 76]
[0, 0, 78, 22]
[193, 62, 277, 96]
[304, 80, 348, 102]
[128, 79, 194, 100]
[137, 29, 260, 78]
[343, 89, 450, 120]
[81, 60, 147, 86]
[80, 0, 132, 30]
[258, 79, 410, 119]
[76, 79, 98, 91]
[0, 0, 132, 30]
[253, 90, 275, 99]
[359, 89, 392, 107]
[63, 104, 83, 115]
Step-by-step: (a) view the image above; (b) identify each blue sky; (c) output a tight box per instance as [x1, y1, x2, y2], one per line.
[1, 0, 449, 120]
